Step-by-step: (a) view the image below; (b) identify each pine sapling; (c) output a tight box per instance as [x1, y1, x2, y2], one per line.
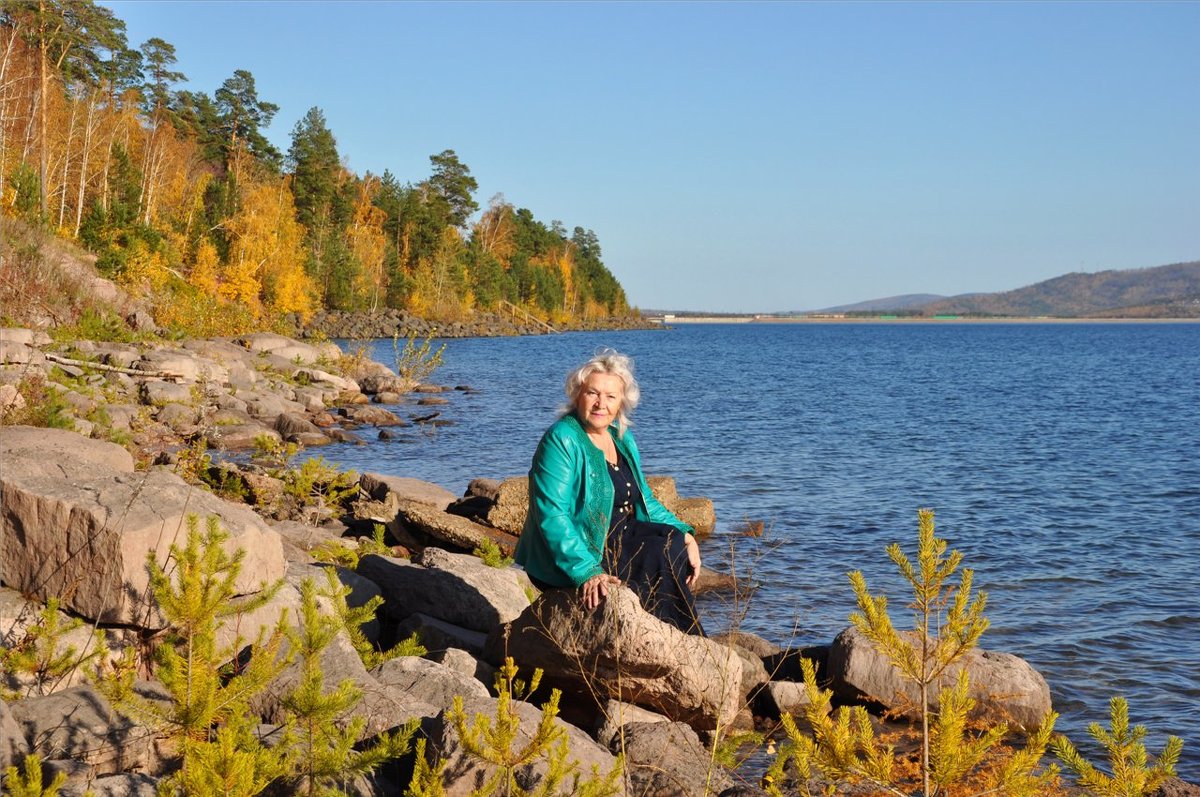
[0, 596, 108, 698]
[768, 509, 1061, 797]
[446, 657, 623, 797]
[315, 566, 425, 668]
[1052, 696, 1183, 796]
[280, 575, 418, 796]
[2, 754, 66, 797]
[121, 514, 288, 793]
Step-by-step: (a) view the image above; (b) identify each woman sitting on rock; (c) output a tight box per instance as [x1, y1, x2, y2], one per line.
[514, 349, 704, 635]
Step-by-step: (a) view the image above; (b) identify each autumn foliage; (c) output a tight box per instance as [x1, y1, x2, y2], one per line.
[0, 2, 631, 334]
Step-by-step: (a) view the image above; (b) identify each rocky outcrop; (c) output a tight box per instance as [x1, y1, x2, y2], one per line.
[356, 550, 531, 634]
[0, 448, 285, 627]
[9, 684, 166, 779]
[491, 586, 743, 731]
[827, 626, 1053, 732]
[425, 692, 620, 797]
[608, 720, 735, 797]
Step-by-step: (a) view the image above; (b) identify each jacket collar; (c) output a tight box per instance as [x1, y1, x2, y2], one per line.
[561, 412, 634, 463]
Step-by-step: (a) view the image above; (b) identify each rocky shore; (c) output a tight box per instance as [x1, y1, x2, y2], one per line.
[0, 329, 1193, 796]
[301, 308, 658, 341]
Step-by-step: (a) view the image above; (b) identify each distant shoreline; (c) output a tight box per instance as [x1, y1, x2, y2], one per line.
[651, 315, 1200, 324]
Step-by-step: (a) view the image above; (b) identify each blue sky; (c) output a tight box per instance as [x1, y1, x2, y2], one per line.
[105, 0, 1200, 313]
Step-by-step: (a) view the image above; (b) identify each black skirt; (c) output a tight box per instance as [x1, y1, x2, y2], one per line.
[603, 453, 704, 636]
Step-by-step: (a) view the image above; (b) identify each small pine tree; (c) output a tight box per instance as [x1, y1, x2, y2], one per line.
[119, 515, 288, 794]
[0, 597, 108, 698]
[315, 566, 425, 668]
[2, 754, 66, 797]
[445, 657, 623, 797]
[767, 509, 1060, 797]
[406, 738, 448, 797]
[279, 575, 418, 796]
[1052, 696, 1183, 796]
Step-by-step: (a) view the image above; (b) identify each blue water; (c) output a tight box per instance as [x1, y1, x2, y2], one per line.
[317, 322, 1200, 779]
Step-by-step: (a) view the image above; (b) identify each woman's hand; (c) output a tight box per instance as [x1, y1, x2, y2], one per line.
[684, 533, 701, 588]
[581, 573, 622, 609]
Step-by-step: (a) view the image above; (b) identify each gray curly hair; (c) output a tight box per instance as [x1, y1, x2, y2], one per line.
[562, 349, 640, 437]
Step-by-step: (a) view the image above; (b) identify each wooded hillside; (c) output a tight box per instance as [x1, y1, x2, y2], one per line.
[0, 1, 631, 335]
[919, 261, 1200, 318]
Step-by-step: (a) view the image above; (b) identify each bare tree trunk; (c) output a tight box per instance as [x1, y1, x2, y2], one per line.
[0, 25, 19, 205]
[56, 90, 78, 229]
[72, 91, 99, 237]
[37, 0, 48, 218]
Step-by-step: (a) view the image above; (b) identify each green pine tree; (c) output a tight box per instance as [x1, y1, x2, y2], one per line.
[767, 509, 1059, 797]
[1052, 696, 1183, 796]
[445, 657, 623, 797]
[279, 575, 418, 796]
[115, 515, 288, 795]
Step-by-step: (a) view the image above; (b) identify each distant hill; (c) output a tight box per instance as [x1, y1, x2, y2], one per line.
[812, 293, 947, 314]
[919, 260, 1200, 317]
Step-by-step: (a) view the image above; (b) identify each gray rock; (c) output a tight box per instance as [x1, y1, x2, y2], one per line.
[0, 426, 134, 477]
[0, 328, 46, 345]
[0, 340, 38, 365]
[1, 463, 285, 627]
[370, 655, 490, 708]
[340, 405, 407, 426]
[154, 402, 198, 429]
[9, 684, 164, 778]
[609, 720, 735, 797]
[426, 647, 496, 689]
[427, 693, 619, 797]
[483, 477, 529, 535]
[63, 773, 159, 797]
[758, 681, 811, 719]
[274, 412, 331, 446]
[360, 473, 456, 510]
[712, 630, 783, 659]
[392, 499, 518, 555]
[0, 698, 29, 771]
[674, 496, 717, 536]
[205, 422, 279, 450]
[492, 586, 743, 731]
[395, 613, 487, 657]
[356, 550, 530, 634]
[827, 626, 1053, 732]
[594, 699, 670, 749]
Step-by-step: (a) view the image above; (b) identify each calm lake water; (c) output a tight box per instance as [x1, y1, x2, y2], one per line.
[316, 322, 1200, 779]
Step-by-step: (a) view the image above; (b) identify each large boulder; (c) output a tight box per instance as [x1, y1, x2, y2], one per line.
[356, 550, 531, 634]
[827, 626, 1053, 732]
[0, 426, 134, 478]
[1, 449, 285, 627]
[608, 720, 735, 797]
[491, 586, 742, 731]
[370, 655, 490, 708]
[426, 693, 619, 797]
[9, 684, 165, 779]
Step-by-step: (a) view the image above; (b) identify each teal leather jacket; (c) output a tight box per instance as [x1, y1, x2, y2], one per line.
[514, 412, 693, 588]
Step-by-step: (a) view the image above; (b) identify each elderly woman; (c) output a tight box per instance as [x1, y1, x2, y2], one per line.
[514, 350, 704, 635]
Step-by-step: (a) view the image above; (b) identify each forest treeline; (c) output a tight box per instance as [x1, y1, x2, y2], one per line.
[0, 1, 631, 335]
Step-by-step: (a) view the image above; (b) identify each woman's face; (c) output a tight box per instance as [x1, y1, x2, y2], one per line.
[575, 371, 625, 434]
